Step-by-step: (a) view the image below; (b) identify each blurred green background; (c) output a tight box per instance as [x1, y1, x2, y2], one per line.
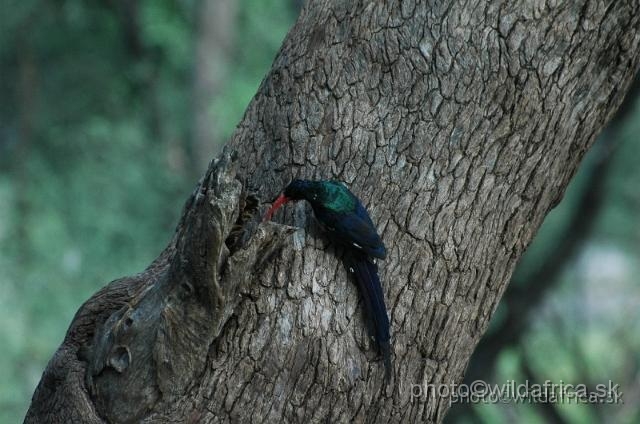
[0, 1, 638, 423]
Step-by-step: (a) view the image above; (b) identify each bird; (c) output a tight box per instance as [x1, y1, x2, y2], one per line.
[264, 179, 391, 380]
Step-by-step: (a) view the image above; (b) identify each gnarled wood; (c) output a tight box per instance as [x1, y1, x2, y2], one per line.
[26, 0, 640, 423]
[25, 152, 293, 423]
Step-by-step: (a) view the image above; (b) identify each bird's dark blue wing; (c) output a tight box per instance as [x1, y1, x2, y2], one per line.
[314, 204, 387, 259]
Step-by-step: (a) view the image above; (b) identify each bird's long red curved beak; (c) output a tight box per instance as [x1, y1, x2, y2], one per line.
[263, 193, 290, 221]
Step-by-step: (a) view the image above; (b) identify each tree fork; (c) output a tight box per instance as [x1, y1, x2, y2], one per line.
[26, 1, 640, 422]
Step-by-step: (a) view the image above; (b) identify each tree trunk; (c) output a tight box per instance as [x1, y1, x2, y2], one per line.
[26, 1, 640, 423]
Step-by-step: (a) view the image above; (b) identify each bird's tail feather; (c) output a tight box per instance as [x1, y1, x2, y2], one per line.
[344, 253, 392, 381]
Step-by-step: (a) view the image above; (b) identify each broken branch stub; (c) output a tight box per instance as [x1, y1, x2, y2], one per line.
[26, 150, 293, 424]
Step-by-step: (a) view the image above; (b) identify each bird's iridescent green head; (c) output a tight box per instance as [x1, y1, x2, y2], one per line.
[284, 179, 355, 212]
[264, 179, 356, 221]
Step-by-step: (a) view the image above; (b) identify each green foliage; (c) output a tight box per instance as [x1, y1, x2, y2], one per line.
[597, 109, 640, 248]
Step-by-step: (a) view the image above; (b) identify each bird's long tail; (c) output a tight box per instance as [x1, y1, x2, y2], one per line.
[344, 252, 392, 381]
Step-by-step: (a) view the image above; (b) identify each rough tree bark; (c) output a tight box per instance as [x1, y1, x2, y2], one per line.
[26, 0, 640, 423]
